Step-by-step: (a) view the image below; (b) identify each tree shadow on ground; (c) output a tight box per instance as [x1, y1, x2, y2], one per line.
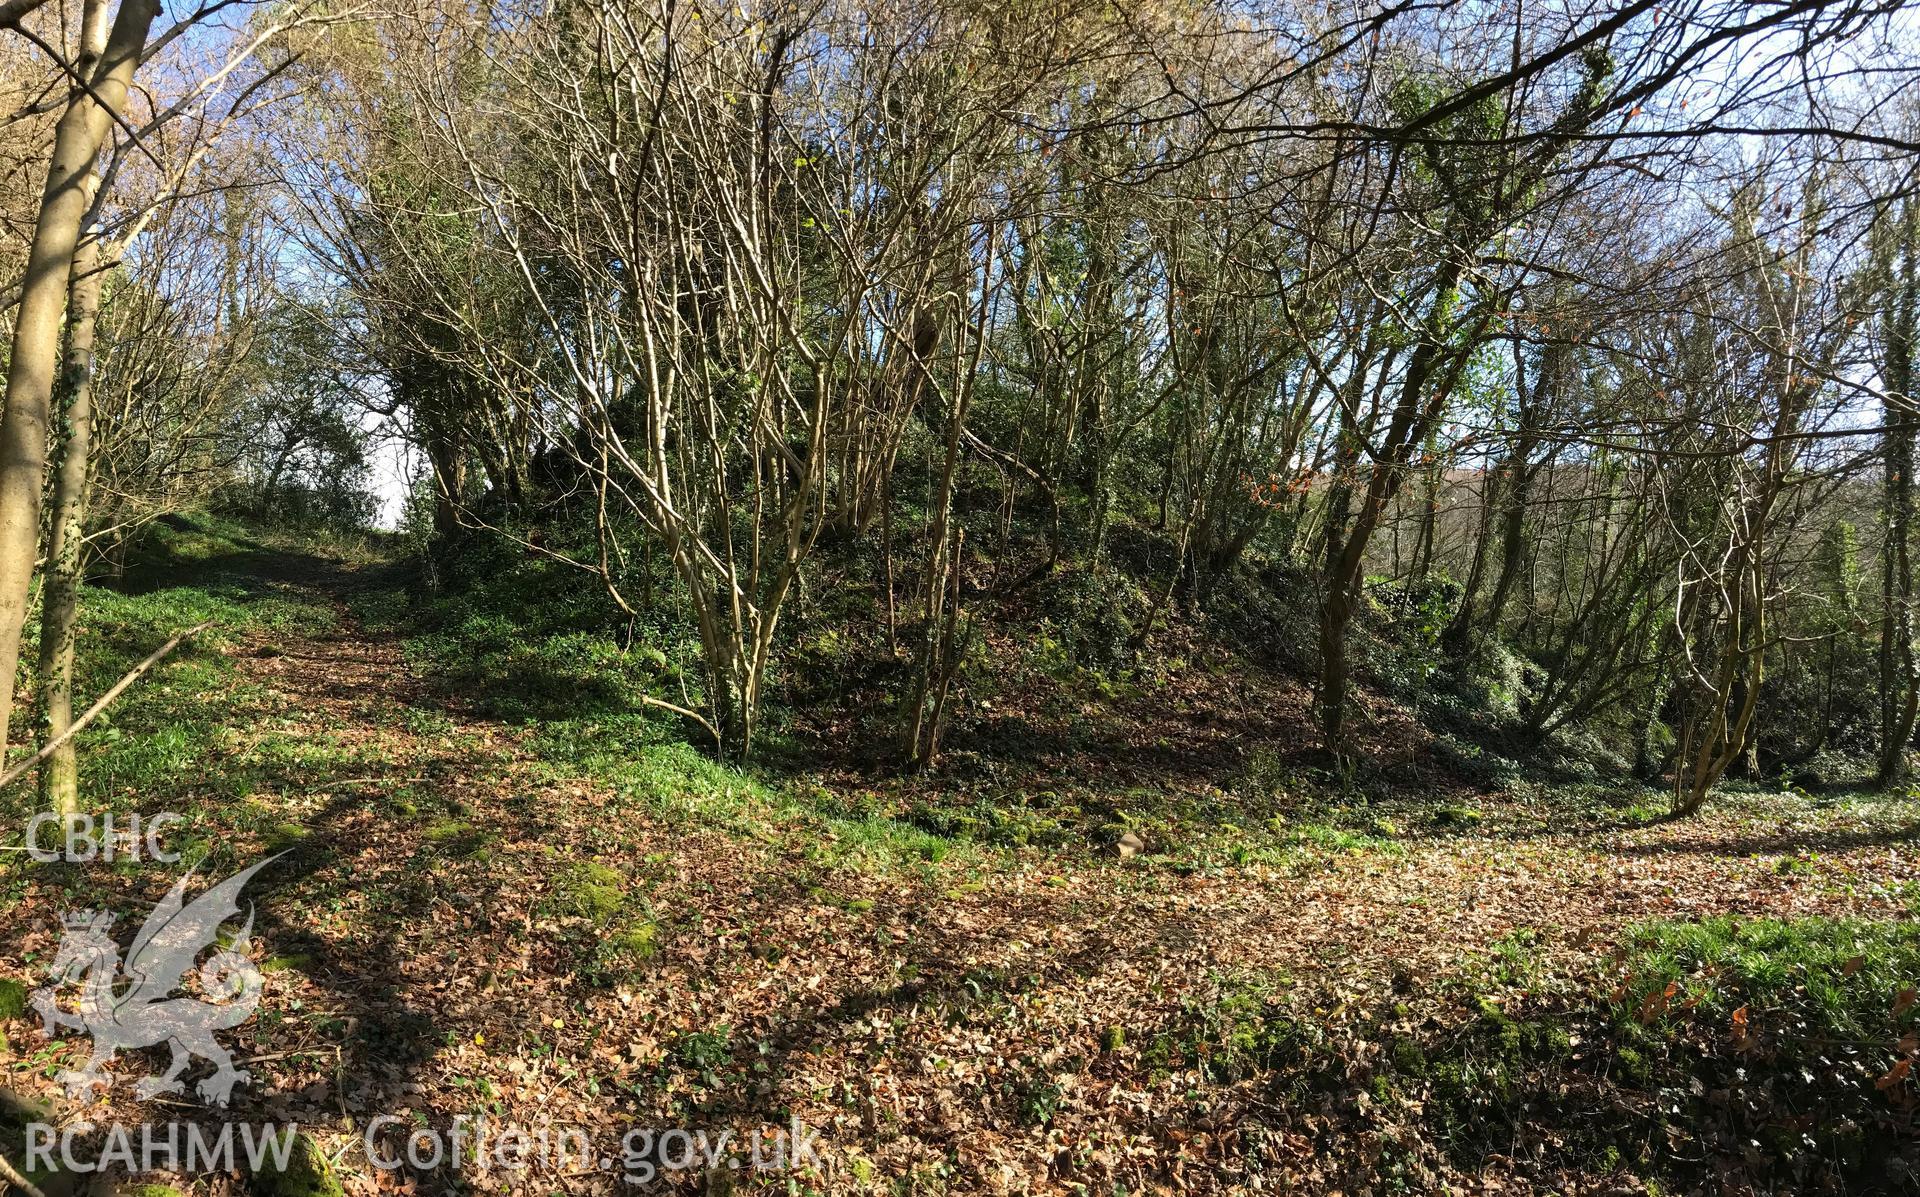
[1608, 817, 1920, 860]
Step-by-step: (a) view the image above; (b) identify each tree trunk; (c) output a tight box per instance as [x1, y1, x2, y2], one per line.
[903, 376, 968, 767]
[1411, 453, 1439, 582]
[1316, 260, 1464, 755]
[1446, 466, 1501, 650]
[1315, 427, 1359, 751]
[1482, 455, 1535, 630]
[1878, 204, 1918, 785]
[36, 226, 104, 817]
[425, 430, 465, 541]
[0, 0, 159, 759]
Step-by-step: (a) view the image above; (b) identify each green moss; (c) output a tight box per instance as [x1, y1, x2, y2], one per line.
[248, 1132, 342, 1197]
[0, 1089, 54, 1127]
[553, 861, 625, 924]
[1612, 1045, 1650, 1086]
[267, 821, 309, 848]
[516, 715, 968, 876]
[576, 860, 621, 887]
[0, 979, 26, 1020]
[575, 886, 621, 922]
[1285, 821, 1403, 857]
[1416, 996, 1590, 1166]
[1409, 916, 1920, 1188]
[1160, 972, 1321, 1084]
[609, 920, 658, 960]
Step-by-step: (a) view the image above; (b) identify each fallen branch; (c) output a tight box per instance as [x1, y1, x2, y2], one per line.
[0, 620, 214, 790]
[0, 1148, 50, 1197]
[637, 693, 722, 751]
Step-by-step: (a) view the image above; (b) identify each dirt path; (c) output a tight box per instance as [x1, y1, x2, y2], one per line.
[4, 552, 1917, 1195]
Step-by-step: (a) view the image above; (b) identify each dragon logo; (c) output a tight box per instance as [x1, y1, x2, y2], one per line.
[30, 854, 283, 1106]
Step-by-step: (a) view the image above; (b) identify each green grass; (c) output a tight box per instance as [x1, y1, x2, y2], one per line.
[7, 517, 335, 792]
[0, 515, 356, 886]
[1613, 915, 1920, 1044]
[522, 714, 970, 874]
[367, 534, 701, 726]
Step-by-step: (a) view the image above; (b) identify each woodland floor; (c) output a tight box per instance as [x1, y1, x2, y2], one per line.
[1, 524, 1918, 1195]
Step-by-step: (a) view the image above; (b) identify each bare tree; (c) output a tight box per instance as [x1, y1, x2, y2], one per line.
[0, 0, 159, 760]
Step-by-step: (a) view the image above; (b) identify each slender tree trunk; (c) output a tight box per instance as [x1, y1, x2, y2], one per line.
[1878, 206, 1919, 785]
[1446, 466, 1501, 650]
[1318, 571, 1357, 749]
[903, 377, 967, 767]
[36, 226, 104, 816]
[1482, 455, 1535, 629]
[1446, 330, 1560, 650]
[1411, 452, 1439, 582]
[1315, 427, 1358, 750]
[1674, 566, 1766, 816]
[1633, 654, 1670, 780]
[1317, 261, 1464, 754]
[0, 0, 159, 759]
